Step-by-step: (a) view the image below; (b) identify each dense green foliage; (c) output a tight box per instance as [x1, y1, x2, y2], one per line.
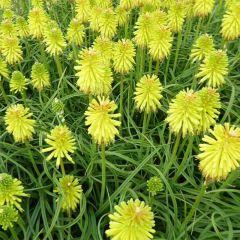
[0, 0, 240, 239]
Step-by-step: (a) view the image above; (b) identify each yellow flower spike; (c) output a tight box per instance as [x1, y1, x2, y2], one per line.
[151, 10, 168, 25]
[31, 62, 50, 91]
[197, 123, 240, 181]
[43, 24, 66, 56]
[16, 16, 30, 38]
[141, 0, 161, 10]
[160, 0, 174, 8]
[148, 26, 173, 61]
[0, 19, 17, 37]
[93, 36, 114, 64]
[221, 3, 240, 41]
[89, 6, 104, 32]
[115, 5, 130, 27]
[167, 2, 186, 33]
[85, 97, 121, 145]
[183, 0, 195, 18]
[75, 47, 113, 96]
[28, 7, 48, 39]
[166, 89, 202, 137]
[113, 39, 136, 74]
[193, 0, 215, 17]
[0, 58, 9, 79]
[0, 0, 11, 9]
[1, 36, 23, 64]
[10, 71, 27, 94]
[99, 8, 118, 39]
[66, 18, 85, 46]
[225, 0, 239, 9]
[105, 199, 155, 240]
[196, 50, 229, 88]
[134, 75, 163, 113]
[75, 0, 91, 23]
[3, 9, 14, 20]
[119, 0, 138, 10]
[55, 175, 83, 213]
[190, 34, 215, 63]
[93, 0, 112, 7]
[0, 173, 28, 212]
[4, 104, 36, 143]
[134, 12, 156, 48]
[42, 125, 77, 168]
[197, 87, 221, 132]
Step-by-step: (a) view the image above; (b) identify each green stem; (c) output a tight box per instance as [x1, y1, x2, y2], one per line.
[119, 74, 124, 129]
[191, 64, 199, 90]
[40, 43, 48, 69]
[128, 11, 133, 39]
[148, 57, 153, 74]
[20, 0, 26, 12]
[140, 111, 148, 153]
[173, 31, 182, 75]
[139, 47, 145, 77]
[54, 55, 63, 79]
[88, 29, 91, 47]
[22, 90, 27, 106]
[164, 55, 171, 84]
[182, 18, 193, 47]
[180, 183, 206, 231]
[142, 111, 148, 137]
[0, 80, 8, 104]
[72, 43, 78, 62]
[172, 136, 193, 181]
[164, 132, 181, 175]
[148, 193, 154, 207]
[124, 21, 129, 38]
[100, 144, 106, 206]
[26, 142, 40, 176]
[10, 227, 19, 240]
[155, 59, 160, 75]
[194, 18, 202, 42]
[60, 159, 66, 176]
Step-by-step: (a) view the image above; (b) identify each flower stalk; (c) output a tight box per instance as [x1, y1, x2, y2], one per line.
[0, 79, 8, 104]
[100, 143, 106, 206]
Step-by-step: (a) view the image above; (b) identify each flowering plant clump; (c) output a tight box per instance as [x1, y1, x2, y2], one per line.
[0, 0, 240, 238]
